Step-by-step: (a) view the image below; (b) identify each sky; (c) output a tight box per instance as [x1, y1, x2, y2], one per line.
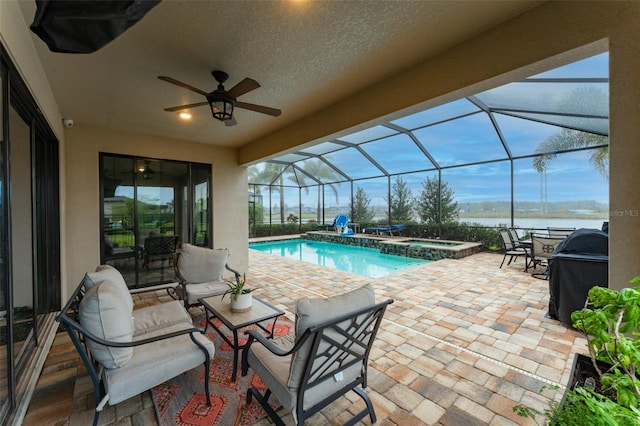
[254, 52, 610, 209]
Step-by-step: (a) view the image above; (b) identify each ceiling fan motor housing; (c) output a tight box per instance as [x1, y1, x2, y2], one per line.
[212, 70, 229, 85]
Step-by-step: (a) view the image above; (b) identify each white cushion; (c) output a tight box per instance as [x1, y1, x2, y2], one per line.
[105, 322, 215, 405]
[289, 285, 375, 389]
[178, 244, 228, 284]
[86, 264, 134, 312]
[133, 300, 192, 337]
[185, 281, 228, 305]
[79, 279, 134, 368]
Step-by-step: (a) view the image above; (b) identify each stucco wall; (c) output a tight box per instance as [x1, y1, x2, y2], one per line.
[64, 124, 248, 300]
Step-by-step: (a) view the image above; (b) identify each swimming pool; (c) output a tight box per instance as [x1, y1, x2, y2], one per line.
[249, 239, 428, 278]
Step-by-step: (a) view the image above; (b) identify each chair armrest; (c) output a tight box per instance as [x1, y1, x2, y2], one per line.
[59, 312, 205, 349]
[244, 329, 295, 356]
[172, 253, 187, 285]
[241, 328, 311, 376]
[225, 263, 241, 283]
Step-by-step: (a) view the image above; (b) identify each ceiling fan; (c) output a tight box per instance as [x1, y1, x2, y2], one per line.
[158, 70, 281, 126]
[137, 160, 156, 179]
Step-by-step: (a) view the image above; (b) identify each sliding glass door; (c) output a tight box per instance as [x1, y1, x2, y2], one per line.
[0, 47, 61, 423]
[100, 154, 211, 289]
[0, 62, 9, 423]
[8, 105, 35, 381]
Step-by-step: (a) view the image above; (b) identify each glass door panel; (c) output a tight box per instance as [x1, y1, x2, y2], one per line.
[0, 68, 9, 422]
[8, 105, 35, 379]
[102, 156, 137, 285]
[101, 155, 209, 289]
[137, 159, 187, 287]
[192, 164, 210, 246]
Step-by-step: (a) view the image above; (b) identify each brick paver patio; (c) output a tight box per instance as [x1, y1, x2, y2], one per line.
[24, 249, 587, 425]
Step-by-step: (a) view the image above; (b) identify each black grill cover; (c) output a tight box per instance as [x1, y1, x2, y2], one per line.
[553, 228, 608, 256]
[30, 0, 160, 54]
[549, 228, 608, 326]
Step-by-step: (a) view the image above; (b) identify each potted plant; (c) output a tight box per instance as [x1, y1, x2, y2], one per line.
[514, 278, 640, 425]
[569, 279, 640, 407]
[514, 385, 640, 425]
[222, 274, 255, 313]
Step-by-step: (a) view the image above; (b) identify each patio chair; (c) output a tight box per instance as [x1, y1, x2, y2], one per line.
[366, 223, 406, 236]
[57, 265, 214, 426]
[241, 285, 393, 426]
[142, 234, 178, 270]
[499, 228, 529, 270]
[530, 233, 565, 279]
[547, 227, 575, 238]
[507, 227, 527, 249]
[171, 243, 241, 309]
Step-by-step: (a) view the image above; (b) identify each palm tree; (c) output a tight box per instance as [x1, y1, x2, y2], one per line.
[533, 86, 609, 178]
[292, 159, 341, 222]
[533, 128, 609, 178]
[248, 163, 288, 223]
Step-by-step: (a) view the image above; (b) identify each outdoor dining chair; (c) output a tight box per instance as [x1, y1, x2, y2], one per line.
[499, 229, 529, 270]
[241, 285, 393, 426]
[547, 227, 575, 238]
[507, 228, 527, 248]
[530, 233, 565, 279]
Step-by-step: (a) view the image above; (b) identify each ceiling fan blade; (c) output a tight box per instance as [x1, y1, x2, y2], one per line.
[227, 78, 260, 98]
[236, 101, 281, 117]
[158, 76, 209, 96]
[163, 101, 209, 112]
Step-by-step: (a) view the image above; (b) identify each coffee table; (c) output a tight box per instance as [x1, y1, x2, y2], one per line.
[199, 295, 285, 382]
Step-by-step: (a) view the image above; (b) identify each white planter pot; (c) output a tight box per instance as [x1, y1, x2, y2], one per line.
[230, 293, 252, 313]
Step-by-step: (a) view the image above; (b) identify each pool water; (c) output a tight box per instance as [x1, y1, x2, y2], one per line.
[249, 239, 429, 278]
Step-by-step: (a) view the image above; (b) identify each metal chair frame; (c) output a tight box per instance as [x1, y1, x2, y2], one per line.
[547, 227, 575, 238]
[170, 250, 241, 309]
[530, 233, 565, 279]
[142, 235, 179, 270]
[56, 280, 211, 426]
[499, 229, 529, 270]
[241, 298, 393, 426]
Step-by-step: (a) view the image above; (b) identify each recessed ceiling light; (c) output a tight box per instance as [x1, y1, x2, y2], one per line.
[179, 112, 192, 120]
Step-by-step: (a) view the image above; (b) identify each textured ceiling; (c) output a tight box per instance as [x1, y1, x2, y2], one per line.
[18, 0, 540, 149]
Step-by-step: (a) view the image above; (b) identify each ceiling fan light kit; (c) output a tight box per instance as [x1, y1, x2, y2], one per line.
[207, 71, 235, 122]
[139, 161, 155, 179]
[158, 70, 281, 125]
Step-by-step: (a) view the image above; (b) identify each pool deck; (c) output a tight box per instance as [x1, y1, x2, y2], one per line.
[24, 250, 586, 425]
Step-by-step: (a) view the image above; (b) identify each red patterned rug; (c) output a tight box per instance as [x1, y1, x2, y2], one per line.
[151, 313, 293, 426]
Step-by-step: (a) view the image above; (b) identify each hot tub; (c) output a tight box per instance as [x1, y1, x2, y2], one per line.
[380, 238, 482, 260]
[304, 232, 482, 260]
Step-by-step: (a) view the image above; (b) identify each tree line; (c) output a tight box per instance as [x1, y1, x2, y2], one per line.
[351, 176, 458, 224]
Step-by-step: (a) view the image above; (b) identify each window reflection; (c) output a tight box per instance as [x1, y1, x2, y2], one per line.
[101, 155, 211, 288]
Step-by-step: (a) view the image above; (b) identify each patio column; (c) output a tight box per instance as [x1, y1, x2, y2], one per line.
[608, 22, 640, 291]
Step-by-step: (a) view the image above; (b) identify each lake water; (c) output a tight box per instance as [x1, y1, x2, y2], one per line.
[459, 217, 607, 230]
